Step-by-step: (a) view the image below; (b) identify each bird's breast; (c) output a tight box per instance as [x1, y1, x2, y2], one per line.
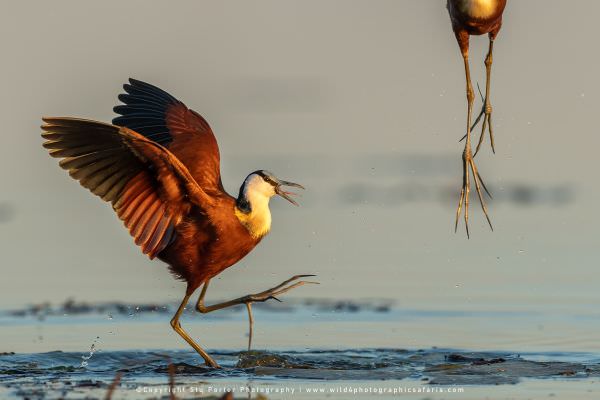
[453, 0, 499, 19]
[234, 205, 272, 239]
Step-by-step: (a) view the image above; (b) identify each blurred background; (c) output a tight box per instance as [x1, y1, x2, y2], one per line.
[0, 1, 599, 351]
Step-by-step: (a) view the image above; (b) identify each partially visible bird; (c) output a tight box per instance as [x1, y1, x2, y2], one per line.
[41, 78, 317, 368]
[447, 0, 507, 236]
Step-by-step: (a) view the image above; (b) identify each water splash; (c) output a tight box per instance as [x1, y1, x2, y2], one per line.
[80, 336, 100, 368]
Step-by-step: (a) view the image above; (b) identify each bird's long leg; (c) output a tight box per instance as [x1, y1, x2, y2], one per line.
[195, 280, 255, 350]
[170, 290, 220, 368]
[245, 303, 254, 351]
[474, 37, 495, 156]
[455, 46, 492, 236]
[460, 83, 485, 139]
[196, 275, 318, 351]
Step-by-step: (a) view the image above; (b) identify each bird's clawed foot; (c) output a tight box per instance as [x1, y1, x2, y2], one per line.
[455, 146, 493, 238]
[242, 274, 319, 304]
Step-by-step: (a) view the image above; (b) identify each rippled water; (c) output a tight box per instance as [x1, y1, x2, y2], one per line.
[2, 348, 600, 399]
[2, 300, 600, 399]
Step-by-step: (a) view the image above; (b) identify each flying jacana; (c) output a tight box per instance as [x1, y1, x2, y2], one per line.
[447, 0, 507, 236]
[41, 78, 317, 368]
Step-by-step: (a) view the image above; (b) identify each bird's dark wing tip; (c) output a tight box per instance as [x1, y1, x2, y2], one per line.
[127, 77, 144, 88]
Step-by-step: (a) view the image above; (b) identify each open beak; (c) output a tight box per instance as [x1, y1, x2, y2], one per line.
[275, 180, 305, 206]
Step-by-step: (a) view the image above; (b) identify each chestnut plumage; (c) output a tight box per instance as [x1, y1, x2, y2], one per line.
[41, 79, 315, 368]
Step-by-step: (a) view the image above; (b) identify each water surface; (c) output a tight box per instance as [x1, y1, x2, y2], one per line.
[2, 300, 600, 399]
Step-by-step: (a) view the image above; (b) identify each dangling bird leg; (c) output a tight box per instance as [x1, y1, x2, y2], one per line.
[170, 290, 220, 368]
[460, 83, 486, 141]
[474, 37, 496, 156]
[455, 39, 492, 236]
[196, 275, 318, 351]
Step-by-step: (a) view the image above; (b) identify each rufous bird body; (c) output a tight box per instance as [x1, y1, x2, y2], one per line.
[42, 79, 315, 368]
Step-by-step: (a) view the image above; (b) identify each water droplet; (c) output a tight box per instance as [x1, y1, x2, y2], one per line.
[107, 314, 113, 320]
[80, 340, 98, 368]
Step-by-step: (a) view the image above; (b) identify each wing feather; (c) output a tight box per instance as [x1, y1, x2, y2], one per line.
[144, 211, 170, 254]
[113, 78, 223, 194]
[135, 201, 163, 247]
[42, 117, 213, 259]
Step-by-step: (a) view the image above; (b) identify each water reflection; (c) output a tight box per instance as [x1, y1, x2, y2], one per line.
[339, 182, 574, 207]
[226, 153, 576, 207]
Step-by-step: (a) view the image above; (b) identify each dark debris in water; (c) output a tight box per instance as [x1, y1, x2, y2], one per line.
[427, 358, 592, 385]
[5, 298, 172, 320]
[4, 297, 393, 321]
[420, 352, 596, 385]
[152, 362, 227, 377]
[236, 350, 313, 369]
[445, 353, 506, 365]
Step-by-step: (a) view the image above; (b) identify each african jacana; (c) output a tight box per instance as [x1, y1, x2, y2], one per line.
[447, 0, 507, 236]
[41, 78, 317, 368]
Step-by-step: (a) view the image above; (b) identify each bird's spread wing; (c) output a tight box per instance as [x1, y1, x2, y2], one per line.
[113, 78, 224, 194]
[42, 117, 215, 259]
